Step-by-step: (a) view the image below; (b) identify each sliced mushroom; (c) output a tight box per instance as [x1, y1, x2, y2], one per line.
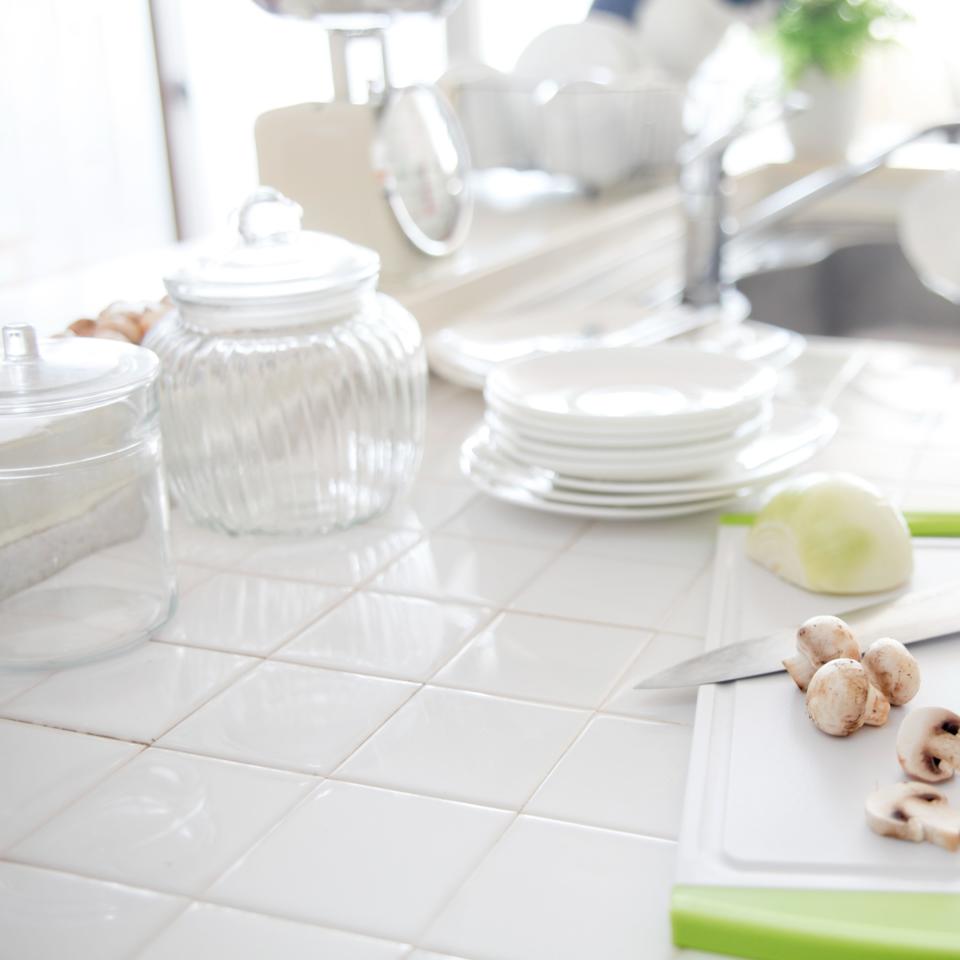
[805, 658, 889, 736]
[897, 707, 960, 783]
[783, 615, 860, 692]
[862, 637, 920, 706]
[866, 781, 960, 852]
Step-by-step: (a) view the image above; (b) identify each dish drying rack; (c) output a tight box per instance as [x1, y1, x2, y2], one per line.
[445, 73, 685, 191]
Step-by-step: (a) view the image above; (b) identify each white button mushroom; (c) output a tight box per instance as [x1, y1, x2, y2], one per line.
[896, 706, 960, 783]
[784, 615, 860, 692]
[862, 637, 920, 706]
[805, 658, 890, 736]
[866, 781, 960, 852]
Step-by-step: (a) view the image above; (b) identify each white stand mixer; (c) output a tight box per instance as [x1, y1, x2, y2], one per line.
[253, 0, 472, 278]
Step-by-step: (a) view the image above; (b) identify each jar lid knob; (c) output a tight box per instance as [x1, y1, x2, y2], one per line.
[237, 187, 304, 245]
[2, 324, 39, 362]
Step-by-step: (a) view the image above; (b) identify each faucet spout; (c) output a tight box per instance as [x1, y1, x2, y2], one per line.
[681, 118, 960, 310]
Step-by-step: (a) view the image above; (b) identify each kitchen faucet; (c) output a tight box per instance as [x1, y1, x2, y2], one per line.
[680, 113, 960, 310]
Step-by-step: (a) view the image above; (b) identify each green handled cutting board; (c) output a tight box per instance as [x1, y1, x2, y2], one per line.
[672, 526, 960, 960]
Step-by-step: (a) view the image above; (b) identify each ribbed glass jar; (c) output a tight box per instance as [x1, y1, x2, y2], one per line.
[147, 293, 426, 535]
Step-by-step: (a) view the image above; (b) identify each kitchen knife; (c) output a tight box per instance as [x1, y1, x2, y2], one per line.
[634, 582, 960, 689]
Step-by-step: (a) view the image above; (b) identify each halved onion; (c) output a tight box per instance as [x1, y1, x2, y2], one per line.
[746, 473, 913, 594]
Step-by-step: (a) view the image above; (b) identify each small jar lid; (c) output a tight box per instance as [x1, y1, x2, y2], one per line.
[163, 187, 381, 313]
[0, 324, 158, 414]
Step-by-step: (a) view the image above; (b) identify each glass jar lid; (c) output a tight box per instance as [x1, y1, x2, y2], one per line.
[0, 324, 158, 414]
[163, 187, 380, 310]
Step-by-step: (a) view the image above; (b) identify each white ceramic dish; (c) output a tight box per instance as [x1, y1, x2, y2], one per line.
[461, 401, 837, 496]
[464, 449, 757, 507]
[488, 407, 765, 464]
[489, 433, 745, 481]
[463, 464, 741, 520]
[485, 346, 777, 433]
[898, 170, 960, 303]
[425, 302, 705, 392]
[484, 399, 771, 449]
[512, 18, 642, 84]
[677, 319, 807, 369]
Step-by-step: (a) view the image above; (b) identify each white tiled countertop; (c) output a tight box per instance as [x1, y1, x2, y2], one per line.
[2, 339, 960, 960]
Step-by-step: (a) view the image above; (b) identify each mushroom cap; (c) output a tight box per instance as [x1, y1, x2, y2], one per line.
[862, 637, 920, 706]
[806, 659, 871, 736]
[897, 706, 960, 783]
[865, 781, 959, 850]
[796, 615, 859, 667]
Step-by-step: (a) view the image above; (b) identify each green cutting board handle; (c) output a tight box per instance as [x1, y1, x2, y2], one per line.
[673, 885, 960, 960]
[720, 512, 960, 538]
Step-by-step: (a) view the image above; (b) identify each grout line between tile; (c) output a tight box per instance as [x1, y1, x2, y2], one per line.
[123, 897, 195, 960]
[0, 739, 149, 859]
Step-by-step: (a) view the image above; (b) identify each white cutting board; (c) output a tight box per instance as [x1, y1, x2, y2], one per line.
[676, 529, 960, 894]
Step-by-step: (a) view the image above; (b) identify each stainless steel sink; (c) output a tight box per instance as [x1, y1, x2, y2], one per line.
[733, 225, 960, 347]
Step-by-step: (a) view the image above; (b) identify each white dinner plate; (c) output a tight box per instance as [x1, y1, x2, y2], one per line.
[485, 345, 777, 433]
[489, 431, 748, 481]
[461, 401, 837, 496]
[461, 464, 743, 520]
[484, 397, 771, 448]
[488, 407, 766, 467]
[899, 170, 960, 303]
[463, 449, 759, 507]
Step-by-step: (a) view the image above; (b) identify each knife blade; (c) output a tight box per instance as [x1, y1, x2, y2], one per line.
[634, 582, 960, 689]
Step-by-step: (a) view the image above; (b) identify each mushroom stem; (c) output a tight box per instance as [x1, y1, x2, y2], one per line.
[864, 684, 891, 727]
[928, 729, 960, 770]
[784, 653, 816, 691]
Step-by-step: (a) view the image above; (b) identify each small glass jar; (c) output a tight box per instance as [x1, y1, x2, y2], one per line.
[145, 188, 427, 535]
[0, 324, 175, 666]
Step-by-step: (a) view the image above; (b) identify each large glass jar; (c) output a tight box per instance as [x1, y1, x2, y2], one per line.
[0, 324, 175, 666]
[146, 188, 427, 535]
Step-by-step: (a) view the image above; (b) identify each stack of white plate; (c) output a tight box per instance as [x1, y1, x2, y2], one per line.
[460, 346, 837, 519]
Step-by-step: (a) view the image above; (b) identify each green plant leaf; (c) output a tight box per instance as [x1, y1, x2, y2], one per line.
[772, 0, 910, 87]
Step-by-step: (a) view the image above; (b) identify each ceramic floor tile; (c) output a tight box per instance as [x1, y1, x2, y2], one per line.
[526, 716, 693, 838]
[433, 612, 650, 708]
[175, 563, 218, 596]
[238, 528, 420, 586]
[419, 425, 470, 482]
[0, 666, 51, 706]
[804, 437, 919, 483]
[511, 553, 696, 631]
[159, 661, 416, 775]
[831, 391, 929, 443]
[210, 780, 511, 943]
[371, 535, 554, 608]
[155, 572, 345, 655]
[0, 719, 141, 852]
[137, 902, 409, 960]
[2, 642, 254, 743]
[10, 748, 314, 896]
[336, 686, 588, 808]
[569, 512, 721, 569]
[372, 481, 477, 533]
[423, 815, 676, 960]
[440, 498, 587, 550]
[660, 566, 713, 640]
[601, 632, 704, 725]
[276, 591, 492, 681]
[901, 482, 960, 513]
[0, 861, 186, 960]
[169, 514, 260, 567]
